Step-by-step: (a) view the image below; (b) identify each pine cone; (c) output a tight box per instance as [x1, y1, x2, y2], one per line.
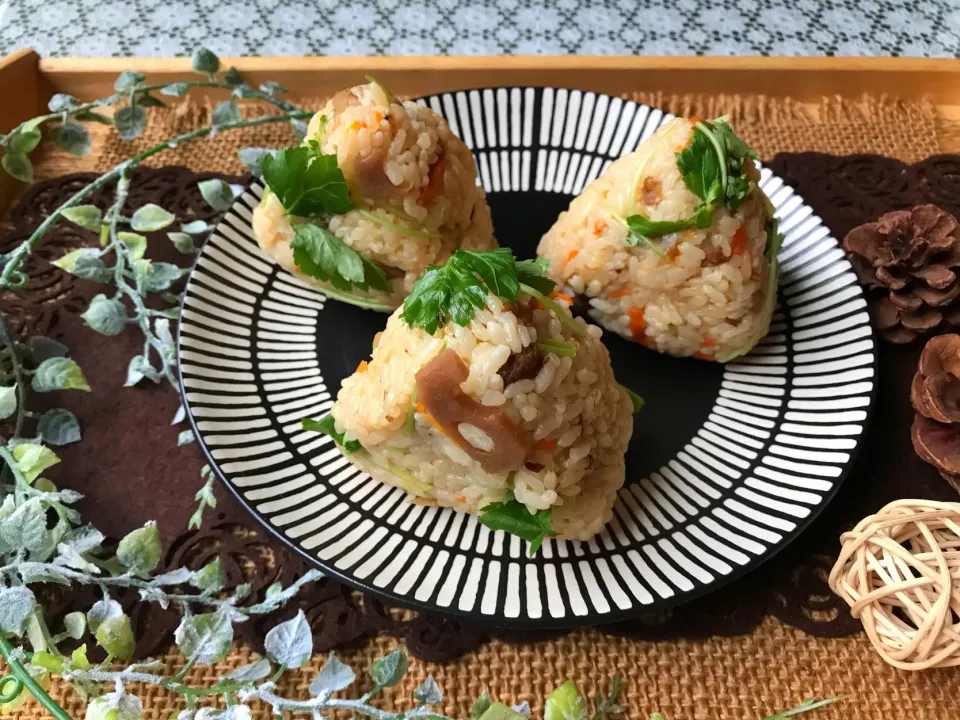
[843, 204, 960, 343]
[911, 334, 960, 493]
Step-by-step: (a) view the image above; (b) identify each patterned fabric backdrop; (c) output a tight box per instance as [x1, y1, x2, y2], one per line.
[0, 0, 958, 58]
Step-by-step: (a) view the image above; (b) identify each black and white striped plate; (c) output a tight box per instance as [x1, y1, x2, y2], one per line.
[179, 87, 876, 627]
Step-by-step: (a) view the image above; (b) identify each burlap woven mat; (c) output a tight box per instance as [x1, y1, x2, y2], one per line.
[30, 92, 942, 183]
[5, 91, 954, 720]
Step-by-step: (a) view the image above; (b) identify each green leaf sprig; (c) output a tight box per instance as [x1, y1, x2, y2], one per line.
[258, 145, 397, 299]
[290, 224, 391, 295]
[302, 414, 361, 454]
[479, 491, 558, 555]
[620, 384, 645, 413]
[401, 249, 557, 335]
[623, 118, 758, 250]
[676, 117, 757, 213]
[260, 145, 354, 217]
[0, 48, 317, 547]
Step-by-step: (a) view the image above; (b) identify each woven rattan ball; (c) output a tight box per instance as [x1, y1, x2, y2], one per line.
[828, 499, 960, 670]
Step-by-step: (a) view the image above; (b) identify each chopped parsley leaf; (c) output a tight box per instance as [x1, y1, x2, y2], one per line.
[290, 224, 391, 294]
[479, 491, 557, 555]
[516, 257, 557, 295]
[619, 384, 645, 413]
[677, 118, 756, 213]
[401, 249, 556, 334]
[260, 145, 354, 217]
[302, 414, 361, 454]
[622, 206, 713, 253]
[626, 118, 758, 252]
[675, 125, 725, 207]
[364, 74, 395, 105]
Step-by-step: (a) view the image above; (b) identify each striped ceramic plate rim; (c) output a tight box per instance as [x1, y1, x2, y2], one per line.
[178, 86, 876, 627]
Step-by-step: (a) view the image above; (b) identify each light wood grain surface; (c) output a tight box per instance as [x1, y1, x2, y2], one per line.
[2, 51, 959, 214]
[35, 55, 960, 104]
[0, 49, 51, 214]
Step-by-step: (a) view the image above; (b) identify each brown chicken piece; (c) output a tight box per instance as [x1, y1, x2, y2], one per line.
[498, 346, 544, 387]
[416, 348, 533, 474]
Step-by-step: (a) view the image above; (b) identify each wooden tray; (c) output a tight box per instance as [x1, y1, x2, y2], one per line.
[3, 49, 959, 212]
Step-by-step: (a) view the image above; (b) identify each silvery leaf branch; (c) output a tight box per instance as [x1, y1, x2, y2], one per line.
[0, 46, 310, 527]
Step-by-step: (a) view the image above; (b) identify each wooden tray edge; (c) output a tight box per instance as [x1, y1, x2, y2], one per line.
[35, 54, 960, 104]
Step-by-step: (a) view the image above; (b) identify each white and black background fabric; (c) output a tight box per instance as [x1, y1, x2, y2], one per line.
[0, 0, 958, 58]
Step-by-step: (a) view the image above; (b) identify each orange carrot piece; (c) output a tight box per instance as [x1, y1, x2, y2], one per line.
[356, 360, 368, 372]
[536, 438, 557, 452]
[694, 351, 715, 361]
[628, 306, 646, 342]
[667, 245, 682, 262]
[702, 338, 717, 347]
[550, 292, 573, 307]
[731, 225, 748, 255]
[415, 403, 446, 434]
[608, 288, 633, 299]
[417, 154, 445, 207]
[566, 249, 579, 263]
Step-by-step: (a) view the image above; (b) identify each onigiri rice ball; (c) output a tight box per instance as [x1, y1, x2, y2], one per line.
[537, 116, 781, 361]
[310, 250, 636, 545]
[254, 79, 496, 310]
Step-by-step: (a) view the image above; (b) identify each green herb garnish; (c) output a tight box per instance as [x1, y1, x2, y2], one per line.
[403, 388, 418, 436]
[765, 215, 783, 262]
[519, 283, 584, 338]
[676, 123, 725, 207]
[479, 491, 558, 555]
[623, 118, 758, 251]
[291, 224, 391, 294]
[302, 414, 361, 454]
[401, 249, 557, 334]
[619, 384, 645, 413]
[677, 118, 757, 213]
[260, 145, 354, 217]
[356, 208, 438, 239]
[622, 208, 713, 255]
[516, 257, 557, 295]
